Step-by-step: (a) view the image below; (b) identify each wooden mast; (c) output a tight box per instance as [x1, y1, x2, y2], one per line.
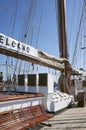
[57, 0, 71, 94]
[57, 0, 68, 59]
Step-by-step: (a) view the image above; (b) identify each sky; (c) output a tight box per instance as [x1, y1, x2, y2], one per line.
[0, 0, 85, 79]
[0, 0, 59, 56]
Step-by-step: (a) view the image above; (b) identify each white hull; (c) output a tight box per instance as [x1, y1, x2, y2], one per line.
[42, 91, 74, 112]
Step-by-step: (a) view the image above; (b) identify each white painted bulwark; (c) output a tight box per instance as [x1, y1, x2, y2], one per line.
[47, 73, 54, 93]
[0, 96, 43, 113]
[26, 73, 54, 94]
[17, 73, 74, 113]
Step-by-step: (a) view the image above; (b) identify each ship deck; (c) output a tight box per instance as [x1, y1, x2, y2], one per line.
[0, 91, 86, 130]
[40, 106, 86, 130]
[0, 91, 44, 101]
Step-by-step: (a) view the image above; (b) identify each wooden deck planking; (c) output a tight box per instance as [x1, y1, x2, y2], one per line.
[40, 107, 86, 130]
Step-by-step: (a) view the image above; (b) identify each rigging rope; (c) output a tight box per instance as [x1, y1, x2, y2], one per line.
[23, 0, 37, 74]
[10, 0, 19, 83]
[35, 0, 44, 48]
[72, 0, 85, 67]
[68, 0, 76, 57]
[11, 0, 18, 37]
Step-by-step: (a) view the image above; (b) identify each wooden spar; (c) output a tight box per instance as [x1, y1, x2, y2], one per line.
[57, 0, 71, 94]
[0, 47, 64, 71]
[0, 33, 64, 71]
